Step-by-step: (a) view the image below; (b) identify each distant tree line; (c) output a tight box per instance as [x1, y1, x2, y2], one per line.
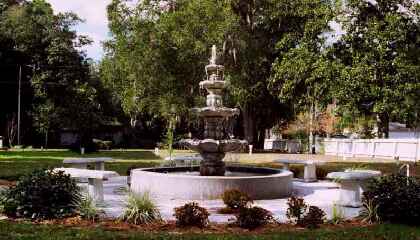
[102, 0, 420, 147]
[0, 0, 123, 149]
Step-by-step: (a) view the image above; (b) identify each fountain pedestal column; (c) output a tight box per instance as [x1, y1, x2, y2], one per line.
[200, 152, 226, 176]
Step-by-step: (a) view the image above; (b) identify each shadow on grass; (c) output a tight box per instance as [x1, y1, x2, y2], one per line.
[0, 149, 162, 161]
[0, 150, 163, 181]
[255, 162, 420, 178]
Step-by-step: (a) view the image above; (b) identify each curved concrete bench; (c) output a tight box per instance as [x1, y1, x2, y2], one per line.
[327, 170, 381, 207]
[275, 159, 326, 182]
[54, 168, 119, 202]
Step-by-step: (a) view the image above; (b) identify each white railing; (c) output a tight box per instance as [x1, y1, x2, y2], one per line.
[324, 138, 420, 162]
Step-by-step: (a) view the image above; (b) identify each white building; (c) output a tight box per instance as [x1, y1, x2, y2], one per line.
[389, 122, 420, 139]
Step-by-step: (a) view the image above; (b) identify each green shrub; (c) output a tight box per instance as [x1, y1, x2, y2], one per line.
[0, 189, 7, 214]
[1, 169, 80, 219]
[120, 192, 161, 225]
[363, 174, 420, 225]
[286, 196, 307, 224]
[235, 206, 273, 230]
[78, 196, 103, 222]
[298, 206, 326, 229]
[222, 189, 252, 210]
[174, 202, 209, 228]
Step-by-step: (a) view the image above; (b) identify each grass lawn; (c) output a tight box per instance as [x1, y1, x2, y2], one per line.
[0, 222, 419, 240]
[0, 149, 418, 181]
[0, 149, 172, 181]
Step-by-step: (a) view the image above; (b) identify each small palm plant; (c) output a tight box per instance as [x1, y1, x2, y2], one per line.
[120, 191, 162, 225]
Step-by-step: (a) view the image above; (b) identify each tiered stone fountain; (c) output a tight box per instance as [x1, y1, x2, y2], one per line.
[130, 46, 293, 200]
[182, 45, 247, 176]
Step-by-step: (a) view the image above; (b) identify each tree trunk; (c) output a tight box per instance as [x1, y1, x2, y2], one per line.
[45, 130, 48, 149]
[243, 104, 257, 146]
[256, 129, 265, 150]
[377, 113, 389, 138]
[309, 103, 314, 154]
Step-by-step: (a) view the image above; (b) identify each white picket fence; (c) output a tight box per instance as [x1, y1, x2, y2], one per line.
[324, 138, 420, 162]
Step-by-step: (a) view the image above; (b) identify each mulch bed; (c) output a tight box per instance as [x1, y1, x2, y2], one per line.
[2, 217, 371, 235]
[0, 180, 15, 187]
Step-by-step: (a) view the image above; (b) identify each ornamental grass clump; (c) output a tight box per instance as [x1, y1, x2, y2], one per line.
[120, 192, 162, 225]
[78, 196, 103, 222]
[174, 202, 209, 228]
[1, 169, 80, 219]
[359, 199, 380, 224]
[362, 174, 420, 225]
[330, 203, 345, 225]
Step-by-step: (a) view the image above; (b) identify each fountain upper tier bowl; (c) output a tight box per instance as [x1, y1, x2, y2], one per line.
[130, 166, 293, 200]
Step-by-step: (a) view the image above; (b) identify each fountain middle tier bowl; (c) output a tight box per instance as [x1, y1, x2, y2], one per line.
[199, 80, 226, 90]
[130, 166, 293, 200]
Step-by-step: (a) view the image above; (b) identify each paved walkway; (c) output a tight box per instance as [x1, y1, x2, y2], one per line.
[95, 177, 361, 223]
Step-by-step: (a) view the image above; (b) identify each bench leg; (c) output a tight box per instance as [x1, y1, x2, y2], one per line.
[95, 162, 105, 170]
[304, 164, 317, 182]
[338, 181, 362, 208]
[88, 179, 104, 203]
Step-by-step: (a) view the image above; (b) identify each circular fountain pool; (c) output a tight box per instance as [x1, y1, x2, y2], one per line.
[130, 166, 293, 200]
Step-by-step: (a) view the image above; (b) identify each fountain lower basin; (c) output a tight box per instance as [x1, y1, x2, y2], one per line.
[130, 166, 293, 200]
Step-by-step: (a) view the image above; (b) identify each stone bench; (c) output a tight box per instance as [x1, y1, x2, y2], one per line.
[274, 159, 325, 182]
[54, 168, 119, 202]
[326, 170, 381, 207]
[63, 157, 114, 170]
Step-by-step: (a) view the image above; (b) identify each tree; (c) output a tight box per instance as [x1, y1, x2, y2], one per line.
[0, 0, 109, 148]
[103, 0, 236, 142]
[332, 0, 420, 138]
[103, 0, 338, 148]
[263, 0, 334, 151]
[223, 0, 296, 147]
[32, 101, 55, 148]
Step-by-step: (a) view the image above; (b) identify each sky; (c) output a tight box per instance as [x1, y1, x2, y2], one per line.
[47, 0, 112, 61]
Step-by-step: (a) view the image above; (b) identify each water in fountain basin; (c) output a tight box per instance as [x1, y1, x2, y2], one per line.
[167, 171, 268, 177]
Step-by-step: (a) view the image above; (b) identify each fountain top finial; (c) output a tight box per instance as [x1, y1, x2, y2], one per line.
[210, 45, 217, 65]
